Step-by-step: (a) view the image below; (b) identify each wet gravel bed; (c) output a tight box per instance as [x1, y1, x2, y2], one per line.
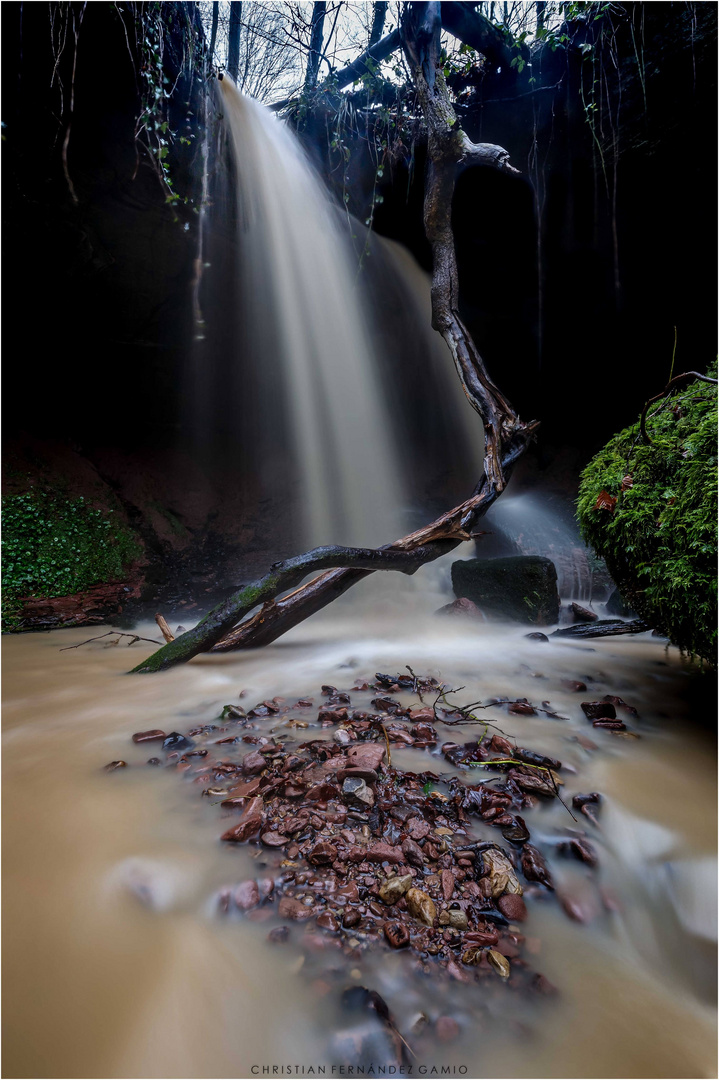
[107, 670, 641, 1063]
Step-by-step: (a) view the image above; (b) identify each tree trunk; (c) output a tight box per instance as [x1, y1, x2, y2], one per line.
[130, 1, 537, 674]
[208, 1, 219, 65]
[303, 1, 327, 94]
[369, 2, 388, 47]
[227, 1, 242, 82]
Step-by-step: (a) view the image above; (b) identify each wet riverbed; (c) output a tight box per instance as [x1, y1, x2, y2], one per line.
[3, 593, 716, 1078]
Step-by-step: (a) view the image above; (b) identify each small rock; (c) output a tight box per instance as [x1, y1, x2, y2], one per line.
[401, 838, 424, 868]
[162, 732, 194, 751]
[379, 874, 413, 905]
[103, 760, 127, 772]
[571, 603, 598, 622]
[278, 896, 316, 921]
[383, 921, 410, 948]
[441, 869, 455, 901]
[497, 894, 528, 922]
[561, 680, 588, 692]
[406, 888, 436, 927]
[346, 744, 386, 772]
[435, 1016, 460, 1042]
[581, 701, 616, 721]
[235, 880, 260, 910]
[406, 817, 430, 841]
[435, 597, 483, 618]
[267, 926, 290, 944]
[525, 632, 549, 642]
[307, 841, 338, 866]
[132, 729, 166, 743]
[261, 831, 289, 847]
[221, 813, 262, 843]
[316, 911, 339, 931]
[342, 776, 375, 809]
[146, 757, 161, 766]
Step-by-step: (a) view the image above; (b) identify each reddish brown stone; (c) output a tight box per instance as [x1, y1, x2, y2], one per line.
[261, 831, 289, 847]
[497, 894, 528, 922]
[316, 911, 339, 931]
[347, 842, 403, 865]
[307, 841, 338, 866]
[383, 921, 410, 948]
[221, 813, 262, 843]
[401, 838, 424, 868]
[242, 750, 266, 774]
[132, 729, 166, 744]
[441, 869, 455, 902]
[234, 880, 260, 910]
[278, 897, 316, 921]
[407, 818, 430, 840]
[346, 743, 386, 771]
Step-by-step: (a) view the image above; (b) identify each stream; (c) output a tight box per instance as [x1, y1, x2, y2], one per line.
[3, 571, 716, 1078]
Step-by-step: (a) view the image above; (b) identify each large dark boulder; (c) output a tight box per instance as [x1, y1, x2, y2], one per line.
[451, 556, 560, 625]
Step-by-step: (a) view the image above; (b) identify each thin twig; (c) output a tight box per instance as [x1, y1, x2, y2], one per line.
[60, 630, 161, 652]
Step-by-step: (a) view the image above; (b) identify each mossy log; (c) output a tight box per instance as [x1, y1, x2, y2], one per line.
[131, 541, 456, 672]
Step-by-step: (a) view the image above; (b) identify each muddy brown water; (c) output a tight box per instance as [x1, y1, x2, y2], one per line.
[3, 594, 716, 1078]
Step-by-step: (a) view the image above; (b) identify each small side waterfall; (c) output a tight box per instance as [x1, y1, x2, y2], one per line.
[219, 77, 404, 549]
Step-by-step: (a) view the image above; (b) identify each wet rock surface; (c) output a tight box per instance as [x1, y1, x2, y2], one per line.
[111, 668, 646, 1060]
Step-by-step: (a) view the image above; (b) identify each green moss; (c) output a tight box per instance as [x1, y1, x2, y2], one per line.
[577, 367, 717, 664]
[2, 490, 142, 631]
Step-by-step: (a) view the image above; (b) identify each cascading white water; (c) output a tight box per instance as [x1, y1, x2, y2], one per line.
[219, 77, 405, 549]
[483, 490, 597, 600]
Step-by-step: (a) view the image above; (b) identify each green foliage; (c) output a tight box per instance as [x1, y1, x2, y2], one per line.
[2, 491, 141, 631]
[577, 368, 717, 663]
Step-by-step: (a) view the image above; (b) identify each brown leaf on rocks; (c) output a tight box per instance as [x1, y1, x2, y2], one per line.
[521, 844, 554, 889]
[487, 949, 511, 978]
[482, 848, 524, 897]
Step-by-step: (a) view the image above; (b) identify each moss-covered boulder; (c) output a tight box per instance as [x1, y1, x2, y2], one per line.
[451, 556, 560, 625]
[577, 368, 717, 665]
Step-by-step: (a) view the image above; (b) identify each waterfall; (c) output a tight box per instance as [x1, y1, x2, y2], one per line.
[218, 77, 404, 549]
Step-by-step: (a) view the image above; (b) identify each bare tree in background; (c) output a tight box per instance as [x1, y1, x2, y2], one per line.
[227, 1, 242, 80]
[303, 1, 327, 92]
[369, 1, 388, 46]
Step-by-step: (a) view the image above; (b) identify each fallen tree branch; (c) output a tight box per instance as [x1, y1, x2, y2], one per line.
[131, 540, 458, 672]
[551, 619, 650, 639]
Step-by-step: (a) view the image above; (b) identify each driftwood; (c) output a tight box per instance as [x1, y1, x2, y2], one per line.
[131, 2, 537, 674]
[155, 613, 175, 642]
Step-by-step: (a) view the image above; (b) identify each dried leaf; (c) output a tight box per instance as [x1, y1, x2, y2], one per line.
[594, 490, 617, 512]
[487, 949, 511, 979]
[482, 847, 523, 897]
